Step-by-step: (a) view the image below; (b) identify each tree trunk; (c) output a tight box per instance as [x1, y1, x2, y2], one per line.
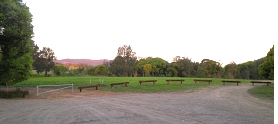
[45, 71, 48, 76]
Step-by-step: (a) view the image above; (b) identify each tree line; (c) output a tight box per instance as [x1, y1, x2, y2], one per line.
[50, 45, 274, 81]
[105, 45, 273, 80]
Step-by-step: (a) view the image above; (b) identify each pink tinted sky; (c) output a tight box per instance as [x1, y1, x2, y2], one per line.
[23, 0, 276, 66]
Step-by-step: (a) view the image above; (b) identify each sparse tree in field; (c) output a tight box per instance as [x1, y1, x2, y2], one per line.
[33, 47, 56, 76]
[110, 45, 137, 77]
[0, 0, 34, 85]
[258, 45, 274, 80]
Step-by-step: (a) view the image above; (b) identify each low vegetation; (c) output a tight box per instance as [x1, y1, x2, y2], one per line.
[0, 87, 29, 99]
[248, 84, 274, 101]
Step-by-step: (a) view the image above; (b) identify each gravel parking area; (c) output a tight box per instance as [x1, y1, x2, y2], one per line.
[0, 84, 273, 124]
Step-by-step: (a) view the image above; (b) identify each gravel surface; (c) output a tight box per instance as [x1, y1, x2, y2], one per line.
[0, 84, 273, 124]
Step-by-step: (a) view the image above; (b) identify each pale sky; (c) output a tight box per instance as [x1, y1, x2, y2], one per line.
[22, 0, 276, 66]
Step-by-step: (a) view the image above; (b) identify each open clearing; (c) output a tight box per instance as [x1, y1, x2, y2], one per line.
[0, 84, 273, 124]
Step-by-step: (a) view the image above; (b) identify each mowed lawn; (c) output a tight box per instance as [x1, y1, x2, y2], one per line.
[15, 76, 254, 93]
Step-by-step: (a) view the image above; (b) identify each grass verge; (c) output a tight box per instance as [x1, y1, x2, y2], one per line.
[248, 84, 274, 101]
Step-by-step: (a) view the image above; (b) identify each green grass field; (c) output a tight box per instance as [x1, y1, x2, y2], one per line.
[248, 84, 274, 101]
[14, 76, 254, 93]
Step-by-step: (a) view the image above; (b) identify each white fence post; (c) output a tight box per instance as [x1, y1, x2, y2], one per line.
[36, 85, 38, 96]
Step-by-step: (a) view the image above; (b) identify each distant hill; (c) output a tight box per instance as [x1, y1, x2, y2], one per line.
[54, 59, 110, 66]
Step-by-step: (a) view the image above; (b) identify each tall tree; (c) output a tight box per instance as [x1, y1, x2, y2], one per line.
[109, 56, 125, 76]
[176, 57, 195, 77]
[32, 44, 44, 74]
[0, 0, 33, 85]
[37, 47, 56, 76]
[114, 45, 137, 76]
[223, 61, 238, 79]
[258, 45, 274, 80]
[200, 59, 220, 78]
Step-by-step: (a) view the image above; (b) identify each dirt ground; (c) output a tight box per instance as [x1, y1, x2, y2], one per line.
[0, 83, 274, 124]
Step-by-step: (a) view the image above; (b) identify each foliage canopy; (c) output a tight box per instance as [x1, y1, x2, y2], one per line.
[0, 0, 33, 85]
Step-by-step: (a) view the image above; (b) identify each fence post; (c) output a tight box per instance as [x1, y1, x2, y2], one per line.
[72, 84, 73, 93]
[36, 85, 38, 96]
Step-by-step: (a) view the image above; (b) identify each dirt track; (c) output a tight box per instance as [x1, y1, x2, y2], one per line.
[0, 84, 273, 124]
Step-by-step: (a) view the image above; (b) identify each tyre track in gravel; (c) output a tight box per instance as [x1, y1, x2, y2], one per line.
[0, 83, 273, 124]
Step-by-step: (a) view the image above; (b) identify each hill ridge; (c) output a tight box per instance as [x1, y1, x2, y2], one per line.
[54, 59, 110, 66]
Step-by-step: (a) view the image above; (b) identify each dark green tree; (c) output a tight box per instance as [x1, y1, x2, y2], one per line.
[95, 64, 106, 76]
[85, 66, 95, 76]
[137, 58, 149, 77]
[176, 57, 195, 77]
[33, 56, 45, 74]
[196, 66, 205, 78]
[146, 57, 168, 77]
[258, 45, 274, 80]
[249, 57, 265, 80]
[110, 56, 126, 76]
[0, 0, 33, 85]
[223, 61, 238, 79]
[36, 47, 56, 76]
[111, 45, 137, 77]
[32, 44, 44, 74]
[200, 59, 221, 78]
[236, 61, 252, 79]
[53, 65, 67, 76]
[166, 64, 178, 77]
